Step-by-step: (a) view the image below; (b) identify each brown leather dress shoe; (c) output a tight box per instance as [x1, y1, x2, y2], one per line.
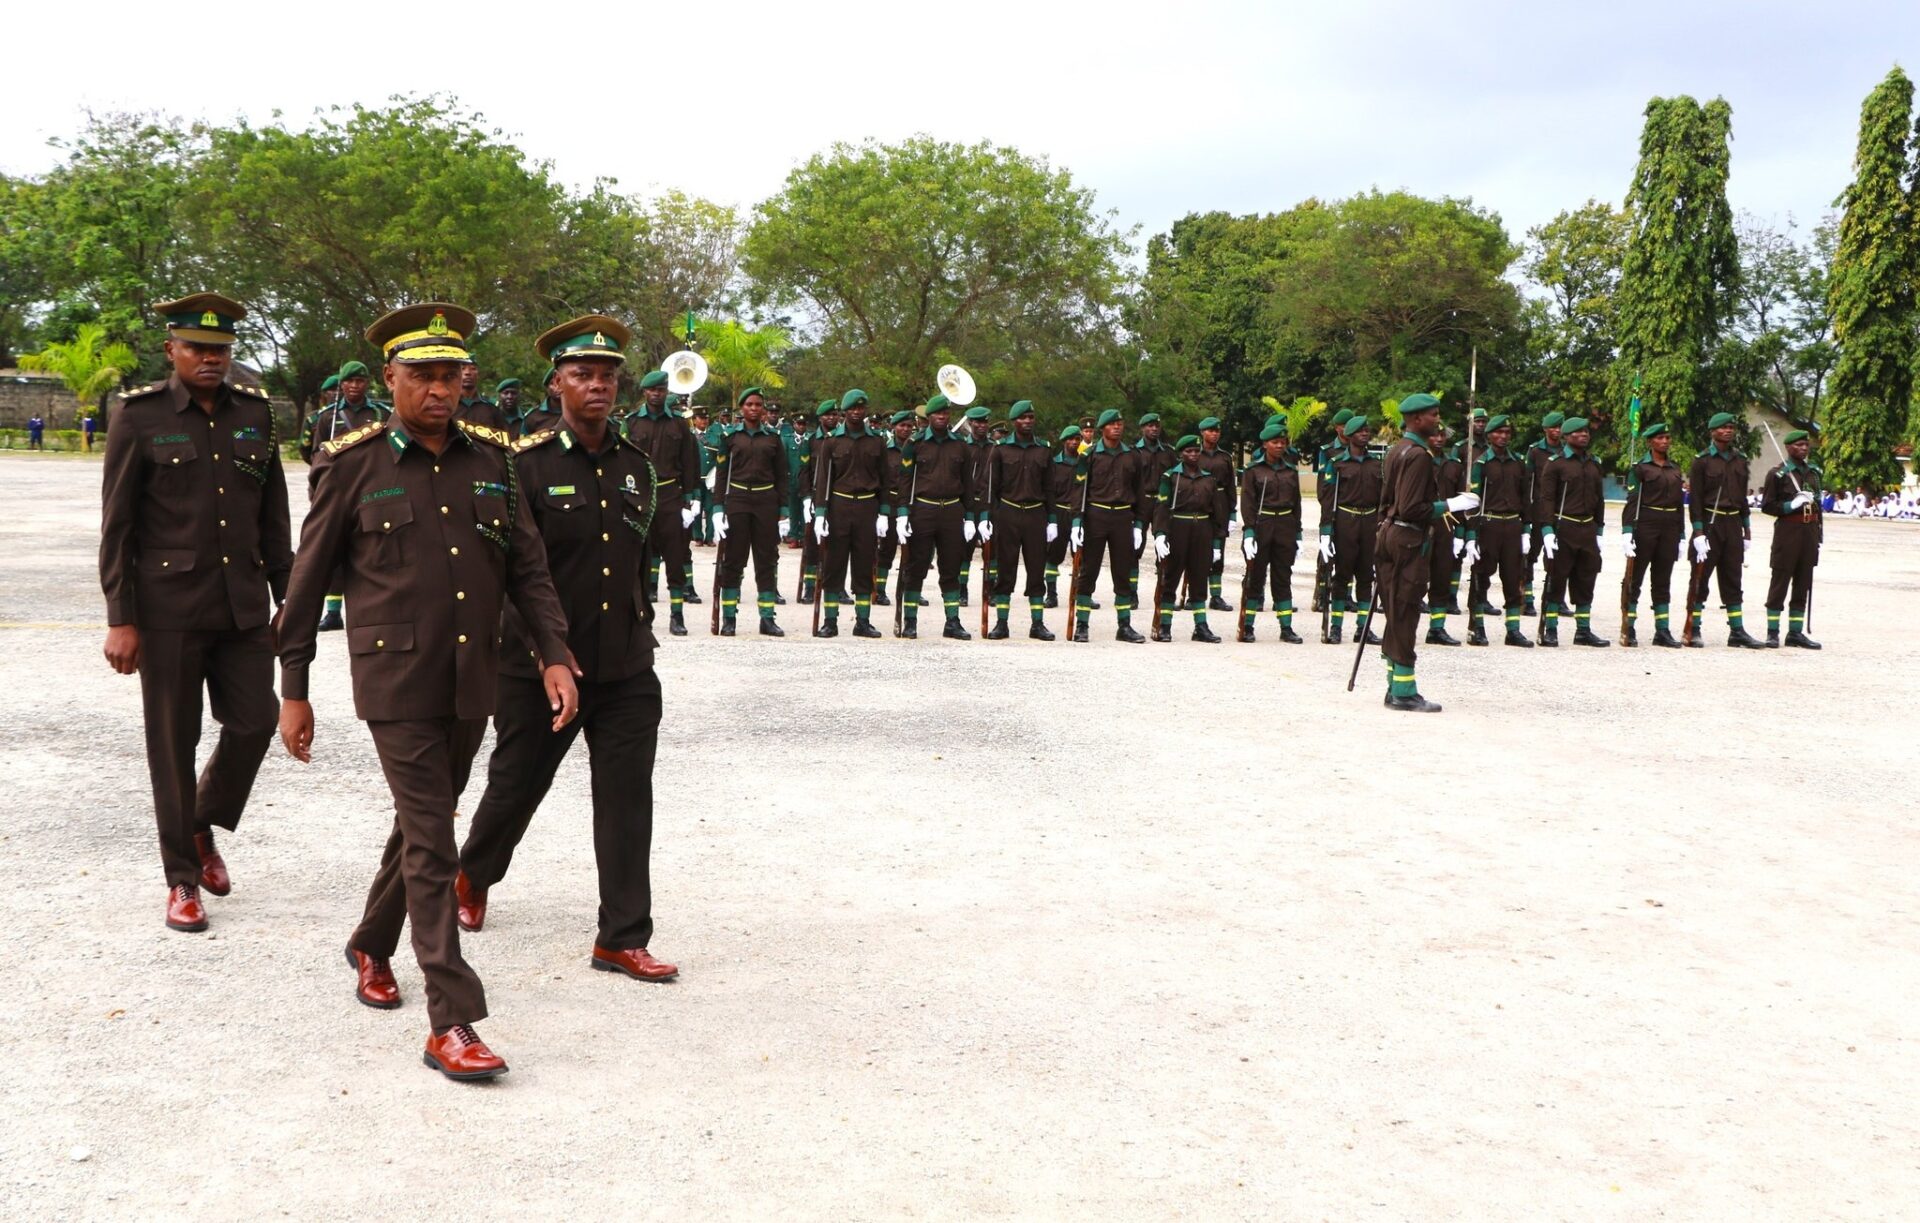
[345, 945, 401, 1009]
[165, 884, 207, 933]
[590, 945, 679, 982]
[423, 1024, 507, 1080]
[195, 831, 231, 896]
[455, 870, 486, 933]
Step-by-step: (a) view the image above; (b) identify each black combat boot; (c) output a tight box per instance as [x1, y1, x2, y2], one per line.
[1237, 622, 1256, 643]
[1425, 626, 1461, 646]
[873, 587, 891, 607]
[1467, 622, 1489, 647]
[772, 591, 787, 605]
[1279, 625, 1303, 644]
[813, 621, 838, 638]
[1115, 624, 1145, 644]
[1192, 623, 1222, 643]
[1029, 621, 1055, 641]
[1784, 630, 1821, 650]
[1652, 627, 1681, 648]
[987, 621, 1010, 640]
[1070, 623, 1088, 643]
[1522, 595, 1538, 617]
[720, 619, 736, 637]
[1150, 622, 1172, 643]
[1539, 624, 1559, 647]
[943, 618, 972, 641]
[1385, 693, 1443, 713]
[1323, 625, 1343, 645]
[1573, 626, 1611, 647]
[683, 587, 702, 604]
[1208, 595, 1232, 612]
[852, 621, 882, 638]
[1727, 625, 1766, 649]
[1766, 628, 1780, 648]
[760, 616, 784, 637]
[317, 608, 344, 632]
[669, 610, 687, 637]
[1505, 625, 1534, 648]
[1361, 627, 1382, 645]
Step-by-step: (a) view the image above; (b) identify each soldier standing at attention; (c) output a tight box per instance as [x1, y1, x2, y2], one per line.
[276, 302, 577, 1081]
[1760, 428, 1823, 649]
[495, 378, 523, 424]
[1318, 415, 1381, 645]
[1425, 425, 1465, 647]
[100, 293, 290, 932]
[956, 403, 995, 606]
[1687, 412, 1766, 649]
[711, 387, 793, 636]
[689, 402, 718, 548]
[1375, 394, 1479, 712]
[455, 362, 511, 432]
[1069, 409, 1147, 643]
[1462, 415, 1534, 647]
[1522, 411, 1565, 615]
[1150, 434, 1228, 642]
[1133, 412, 1177, 571]
[895, 394, 979, 639]
[1235, 418, 1303, 643]
[623, 369, 702, 636]
[811, 389, 890, 638]
[1536, 417, 1610, 647]
[1619, 421, 1686, 647]
[983, 400, 1055, 640]
[1310, 408, 1355, 614]
[517, 369, 563, 437]
[874, 409, 915, 605]
[455, 314, 677, 985]
[1193, 417, 1236, 611]
[1044, 424, 1083, 608]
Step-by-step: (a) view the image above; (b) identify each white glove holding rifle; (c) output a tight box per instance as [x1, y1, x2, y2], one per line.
[979, 521, 994, 542]
[896, 514, 912, 540]
[1046, 523, 1058, 543]
[1692, 534, 1711, 563]
[1154, 537, 1171, 560]
[875, 516, 889, 539]
[1241, 533, 1258, 561]
[963, 520, 977, 543]
[1541, 532, 1560, 561]
[814, 515, 829, 543]
[680, 503, 698, 530]
[712, 511, 729, 542]
[1622, 534, 1637, 559]
[1317, 535, 1334, 563]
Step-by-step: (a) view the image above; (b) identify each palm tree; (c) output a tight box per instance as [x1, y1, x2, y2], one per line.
[698, 320, 790, 411]
[19, 324, 138, 427]
[1261, 394, 1329, 445]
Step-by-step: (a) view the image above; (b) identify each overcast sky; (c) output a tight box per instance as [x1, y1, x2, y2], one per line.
[8, 1, 1916, 254]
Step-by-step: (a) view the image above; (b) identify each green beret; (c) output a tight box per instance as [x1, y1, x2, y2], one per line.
[638, 370, 668, 390]
[1174, 434, 1201, 449]
[1560, 416, 1590, 433]
[1259, 419, 1287, 441]
[494, 377, 521, 393]
[1344, 415, 1372, 434]
[1330, 408, 1354, 427]
[1471, 407, 1488, 420]
[737, 385, 765, 406]
[1708, 411, 1738, 429]
[338, 360, 370, 380]
[817, 399, 836, 414]
[1485, 414, 1511, 431]
[1398, 393, 1442, 415]
[1059, 425, 1082, 440]
[963, 405, 991, 421]
[926, 394, 951, 413]
[1541, 411, 1565, 429]
[1008, 399, 1035, 419]
[1138, 412, 1160, 426]
[838, 389, 868, 410]
[1782, 429, 1809, 445]
[1640, 422, 1669, 439]
[1095, 408, 1124, 429]
[1197, 416, 1221, 431]
[319, 374, 340, 392]
[666, 393, 685, 407]
[888, 410, 915, 426]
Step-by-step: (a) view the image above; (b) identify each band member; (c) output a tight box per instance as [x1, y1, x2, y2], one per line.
[1426, 425, 1466, 646]
[1069, 409, 1146, 643]
[811, 389, 890, 638]
[1537, 416, 1609, 647]
[712, 387, 794, 636]
[1463, 415, 1533, 647]
[1044, 425, 1083, 608]
[1522, 410, 1564, 615]
[623, 369, 703, 636]
[983, 400, 1055, 639]
[276, 301, 578, 1081]
[100, 293, 290, 932]
[1318, 415, 1381, 645]
[1760, 428, 1823, 649]
[875, 410, 915, 603]
[1194, 416, 1236, 610]
[1235, 418, 1303, 642]
[1619, 421, 1686, 647]
[455, 314, 677, 987]
[1150, 434, 1228, 641]
[1375, 394, 1478, 711]
[895, 394, 978, 639]
[1687, 412, 1766, 648]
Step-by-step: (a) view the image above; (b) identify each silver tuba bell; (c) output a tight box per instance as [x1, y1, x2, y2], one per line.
[935, 363, 976, 407]
[661, 350, 709, 397]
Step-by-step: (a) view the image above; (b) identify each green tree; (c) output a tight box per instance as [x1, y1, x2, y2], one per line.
[1521, 201, 1628, 437]
[742, 136, 1133, 403]
[18, 323, 138, 426]
[1609, 95, 1741, 455]
[1733, 211, 1838, 425]
[699, 320, 791, 410]
[1824, 67, 1918, 490]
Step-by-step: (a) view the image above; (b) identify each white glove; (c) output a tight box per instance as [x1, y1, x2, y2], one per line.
[1070, 524, 1085, 552]
[680, 504, 697, 530]
[1451, 536, 1465, 559]
[1046, 523, 1059, 543]
[897, 514, 912, 540]
[1317, 536, 1334, 562]
[1445, 492, 1481, 513]
[1462, 539, 1481, 567]
[1692, 534, 1710, 563]
[1132, 526, 1144, 551]
[1154, 537, 1171, 560]
[1789, 491, 1814, 510]
[963, 520, 977, 543]
[979, 521, 994, 542]
[801, 497, 814, 523]
[712, 511, 729, 541]
[1212, 544, 1223, 563]
[703, 467, 718, 490]
[778, 518, 791, 540]
[814, 515, 829, 543]
[1241, 535, 1257, 561]
[1622, 534, 1637, 559]
[876, 516, 889, 539]
[1541, 533, 1560, 560]
[1520, 533, 1534, 557]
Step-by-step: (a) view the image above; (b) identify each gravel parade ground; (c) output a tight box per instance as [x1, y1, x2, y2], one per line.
[2, 451, 1915, 1220]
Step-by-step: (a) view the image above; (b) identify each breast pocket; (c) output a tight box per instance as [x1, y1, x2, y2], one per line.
[150, 439, 199, 477]
[233, 442, 271, 485]
[621, 488, 655, 538]
[356, 500, 414, 570]
[474, 493, 511, 551]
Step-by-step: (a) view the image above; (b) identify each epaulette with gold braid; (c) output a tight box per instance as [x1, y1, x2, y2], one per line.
[321, 420, 387, 457]
[456, 420, 512, 448]
[513, 430, 561, 454]
[123, 383, 166, 400]
[232, 383, 270, 399]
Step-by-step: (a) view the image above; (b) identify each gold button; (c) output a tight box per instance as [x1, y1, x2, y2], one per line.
[596, 468, 603, 477]
[208, 420, 215, 427]
[171, 457, 180, 464]
[218, 487, 224, 494]
[213, 454, 220, 461]
[219, 519, 227, 527]
[375, 639, 384, 648]
[601, 601, 609, 611]
[458, 634, 468, 644]
[450, 546, 459, 556]
[382, 521, 391, 530]
[222, 556, 230, 564]
[457, 591, 466, 600]
[161, 561, 170, 568]
[601, 532, 609, 541]
[492, 518, 501, 526]
[434, 465, 441, 473]
[602, 567, 610, 576]
[601, 499, 608, 508]
[441, 506, 449, 515]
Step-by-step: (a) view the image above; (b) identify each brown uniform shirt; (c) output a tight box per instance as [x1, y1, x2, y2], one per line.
[903, 428, 977, 509]
[813, 424, 892, 506]
[302, 397, 389, 463]
[985, 436, 1052, 507]
[1468, 447, 1531, 525]
[1239, 455, 1303, 528]
[1153, 463, 1227, 535]
[623, 405, 702, 502]
[100, 375, 292, 631]
[1623, 456, 1685, 528]
[1076, 441, 1146, 520]
[455, 398, 513, 434]
[714, 425, 791, 502]
[277, 418, 569, 721]
[1539, 449, 1607, 529]
[1135, 439, 1179, 509]
[517, 403, 564, 438]
[1380, 437, 1440, 526]
[1689, 445, 1751, 529]
[1320, 446, 1384, 518]
[1047, 449, 1082, 524]
[504, 424, 658, 683]
[1196, 446, 1237, 532]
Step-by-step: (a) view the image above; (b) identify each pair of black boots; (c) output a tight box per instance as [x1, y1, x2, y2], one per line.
[986, 620, 1056, 641]
[1466, 621, 1535, 648]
